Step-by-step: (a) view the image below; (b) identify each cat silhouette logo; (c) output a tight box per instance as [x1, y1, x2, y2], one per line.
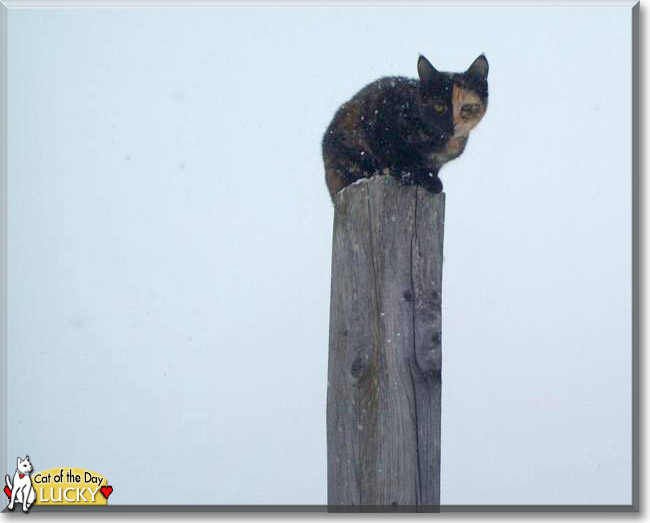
[5, 456, 36, 513]
[5, 458, 113, 510]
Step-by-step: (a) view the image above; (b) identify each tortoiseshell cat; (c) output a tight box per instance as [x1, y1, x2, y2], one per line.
[322, 54, 488, 200]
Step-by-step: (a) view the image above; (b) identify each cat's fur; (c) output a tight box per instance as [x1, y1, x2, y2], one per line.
[6, 456, 36, 512]
[322, 54, 488, 200]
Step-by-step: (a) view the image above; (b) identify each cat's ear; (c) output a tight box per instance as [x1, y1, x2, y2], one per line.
[17, 457, 21, 467]
[417, 55, 441, 86]
[466, 54, 489, 81]
[25, 455, 29, 462]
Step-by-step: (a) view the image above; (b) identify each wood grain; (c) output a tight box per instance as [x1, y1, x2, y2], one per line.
[327, 176, 445, 512]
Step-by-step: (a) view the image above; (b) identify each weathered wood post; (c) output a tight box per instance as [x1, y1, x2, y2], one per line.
[327, 175, 445, 512]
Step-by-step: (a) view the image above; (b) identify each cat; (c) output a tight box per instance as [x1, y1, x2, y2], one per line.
[322, 54, 488, 200]
[6, 456, 36, 512]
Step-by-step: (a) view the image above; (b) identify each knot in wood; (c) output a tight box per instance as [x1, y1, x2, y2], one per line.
[416, 333, 442, 375]
[350, 355, 366, 379]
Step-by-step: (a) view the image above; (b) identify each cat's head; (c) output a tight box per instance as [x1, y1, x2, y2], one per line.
[451, 55, 489, 138]
[417, 55, 455, 141]
[416, 54, 489, 142]
[17, 456, 33, 474]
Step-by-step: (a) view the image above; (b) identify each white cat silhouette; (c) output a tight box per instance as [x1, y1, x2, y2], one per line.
[6, 456, 36, 512]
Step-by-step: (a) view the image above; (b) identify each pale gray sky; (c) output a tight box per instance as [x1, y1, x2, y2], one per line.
[7, 5, 633, 505]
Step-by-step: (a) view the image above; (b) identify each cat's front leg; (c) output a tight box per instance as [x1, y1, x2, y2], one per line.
[414, 169, 443, 194]
[26, 485, 35, 509]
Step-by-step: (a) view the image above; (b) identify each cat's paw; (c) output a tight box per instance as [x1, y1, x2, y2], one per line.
[426, 176, 443, 194]
[416, 171, 443, 194]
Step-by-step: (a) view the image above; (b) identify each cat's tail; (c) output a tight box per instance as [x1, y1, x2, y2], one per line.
[5, 474, 11, 490]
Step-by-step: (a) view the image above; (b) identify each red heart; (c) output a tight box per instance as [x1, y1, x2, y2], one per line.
[19, 474, 24, 479]
[100, 486, 113, 499]
[3, 486, 11, 499]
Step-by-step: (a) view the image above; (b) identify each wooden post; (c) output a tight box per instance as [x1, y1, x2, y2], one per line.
[327, 175, 445, 512]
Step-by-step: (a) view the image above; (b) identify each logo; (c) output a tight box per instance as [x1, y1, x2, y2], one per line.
[5, 456, 35, 513]
[5, 456, 114, 512]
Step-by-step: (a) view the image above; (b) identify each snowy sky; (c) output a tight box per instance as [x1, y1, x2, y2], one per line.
[8, 5, 634, 505]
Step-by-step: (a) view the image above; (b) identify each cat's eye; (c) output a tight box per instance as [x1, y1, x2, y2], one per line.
[433, 103, 447, 113]
[461, 103, 481, 116]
